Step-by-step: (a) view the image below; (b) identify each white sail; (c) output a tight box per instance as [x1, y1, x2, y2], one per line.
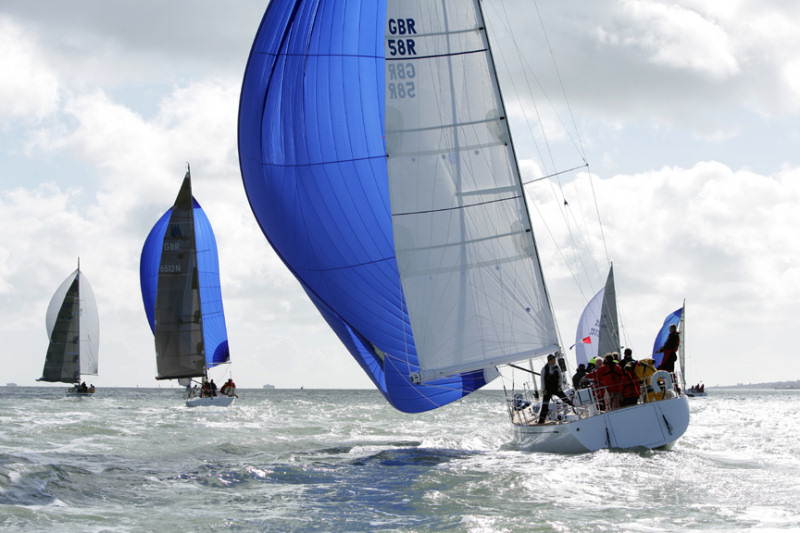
[385, 0, 559, 382]
[575, 288, 603, 367]
[77, 270, 99, 376]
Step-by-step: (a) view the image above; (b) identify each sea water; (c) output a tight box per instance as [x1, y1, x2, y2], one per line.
[1, 387, 798, 532]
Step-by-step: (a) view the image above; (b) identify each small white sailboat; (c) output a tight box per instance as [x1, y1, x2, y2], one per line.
[140, 167, 236, 407]
[39, 259, 99, 396]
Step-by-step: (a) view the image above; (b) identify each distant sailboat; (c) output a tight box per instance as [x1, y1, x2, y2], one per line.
[139, 167, 235, 407]
[39, 259, 99, 396]
[237, 0, 688, 451]
[652, 302, 700, 396]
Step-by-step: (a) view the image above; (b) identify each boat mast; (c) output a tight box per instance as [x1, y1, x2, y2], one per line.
[679, 299, 686, 390]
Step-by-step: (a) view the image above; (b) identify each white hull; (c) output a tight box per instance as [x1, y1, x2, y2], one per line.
[512, 395, 690, 453]
[185, 395, 235, 407]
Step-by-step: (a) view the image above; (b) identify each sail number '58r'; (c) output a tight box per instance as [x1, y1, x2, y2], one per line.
[387, 18, 417, 100]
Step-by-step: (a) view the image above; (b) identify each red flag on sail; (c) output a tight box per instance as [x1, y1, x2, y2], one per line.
[582, 336, 592, 344]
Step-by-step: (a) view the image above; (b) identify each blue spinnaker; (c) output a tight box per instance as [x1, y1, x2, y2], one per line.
[140, 194, 230, 369]
[652, 307, 682, 367]
[237, 0, 486, 413]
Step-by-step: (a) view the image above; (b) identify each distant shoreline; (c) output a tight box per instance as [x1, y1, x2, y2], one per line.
[711, 380, 800, 390]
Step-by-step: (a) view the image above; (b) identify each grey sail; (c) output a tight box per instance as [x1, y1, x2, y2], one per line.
[41, 276, 80, 382]
[597, 265, 620, 358]
[154, 173, 206, 379]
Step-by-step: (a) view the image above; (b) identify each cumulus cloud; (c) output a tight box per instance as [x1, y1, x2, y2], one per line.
[3, 1, 800, 389]
[527, 160, 800, 384]
[0, 17, 60, 123]
[610, 1, 739, 78]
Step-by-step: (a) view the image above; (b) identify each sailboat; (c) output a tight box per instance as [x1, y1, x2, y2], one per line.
[39, 260, 99, 396]
[653, 303, 702, 396]
[237, 0, 689, 451]
[139, 167, 235, 407]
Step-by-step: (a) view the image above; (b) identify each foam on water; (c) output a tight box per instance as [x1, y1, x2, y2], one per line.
[1, 387, 799, 531]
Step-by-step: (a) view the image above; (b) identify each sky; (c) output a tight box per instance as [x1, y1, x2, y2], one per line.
[2, 0, 799, 390]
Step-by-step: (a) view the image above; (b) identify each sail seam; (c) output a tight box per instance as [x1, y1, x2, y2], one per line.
[385, 49, 486, 62]
[387, 116, 502, 135]
[257, 154, 387, 168]
[392, 194, 521, 217]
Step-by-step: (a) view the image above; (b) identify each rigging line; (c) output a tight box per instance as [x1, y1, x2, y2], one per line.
[490, 1, 599, 306]
[491, 0, 587, 170]
[525, 185, 587, 299]
[485, 0, 552, 175]
[532, 0, 587, 163]
[526, 174, 595, 304]
[587, 167, 610, 264]
[561, 179, 605, 291]
[487, 0, 596, 297]
[524, 163, 588, 184]
[566, 175, 605, 287]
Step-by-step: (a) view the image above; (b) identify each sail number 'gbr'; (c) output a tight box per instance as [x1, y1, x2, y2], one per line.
[387, 18, 417, 100]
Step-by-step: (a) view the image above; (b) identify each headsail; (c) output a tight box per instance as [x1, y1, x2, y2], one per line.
[574, 288, 603, 367]
[238, 0, 554, 412]
[139, 170, 230, 380]
[597, 266, 620, 358]
[41, 265, 99, 383]
[574, 267, 620, 366]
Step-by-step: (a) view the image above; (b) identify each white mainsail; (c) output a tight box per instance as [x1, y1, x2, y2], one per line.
[385, 0, 560, 382]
